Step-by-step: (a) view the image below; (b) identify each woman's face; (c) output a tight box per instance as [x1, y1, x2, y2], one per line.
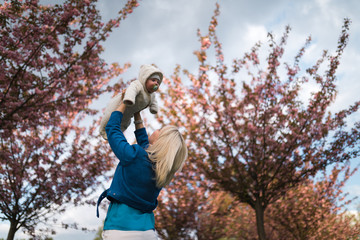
[149, 129, 160, 145]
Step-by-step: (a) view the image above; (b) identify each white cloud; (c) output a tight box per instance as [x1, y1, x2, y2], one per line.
[243, 24, 268, 49]
[346, 185, 360, 197]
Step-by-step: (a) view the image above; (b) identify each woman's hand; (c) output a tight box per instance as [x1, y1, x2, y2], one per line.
[115, 89, 127, 113]
[134, 110, 144, 129]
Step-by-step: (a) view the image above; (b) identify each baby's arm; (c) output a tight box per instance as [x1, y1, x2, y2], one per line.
[123, 80, 141, 105]
[149, 94, 158, 114]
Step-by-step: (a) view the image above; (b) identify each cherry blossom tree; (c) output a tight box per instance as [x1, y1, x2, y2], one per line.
[154, 146, 256, 240]
[194, 190, 256, 240]
[266, 164, 360, 240]
[0, 0, 138, 239]
[158, 4, 359, 239]
[155, 162, 359, 239]
[154, 162, 204, 240]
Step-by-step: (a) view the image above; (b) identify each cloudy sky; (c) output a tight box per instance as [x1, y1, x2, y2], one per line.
[1, 0, 360, 239]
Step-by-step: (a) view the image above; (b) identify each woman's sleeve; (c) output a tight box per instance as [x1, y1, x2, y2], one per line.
[105, 111, 137, 165]
[134, 128, 149, 149]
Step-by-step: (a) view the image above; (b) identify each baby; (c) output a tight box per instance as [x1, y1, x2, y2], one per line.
[99, 64, 163, 140]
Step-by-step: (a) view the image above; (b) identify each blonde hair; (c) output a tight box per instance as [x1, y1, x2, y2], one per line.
[146, 125, 188, 188]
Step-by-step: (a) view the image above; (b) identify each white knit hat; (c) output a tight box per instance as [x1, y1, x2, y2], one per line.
[148, 73, 161, 81]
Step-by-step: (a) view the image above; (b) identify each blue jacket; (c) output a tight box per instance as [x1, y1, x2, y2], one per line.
[96, 111, 161, 217]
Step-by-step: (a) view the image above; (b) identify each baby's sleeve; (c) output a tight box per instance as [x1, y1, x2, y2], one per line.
[123, 81, 141, 106]
[149, 94, 158, 114]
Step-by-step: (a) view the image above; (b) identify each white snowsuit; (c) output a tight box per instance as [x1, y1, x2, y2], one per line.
[99, 64, 163, 140]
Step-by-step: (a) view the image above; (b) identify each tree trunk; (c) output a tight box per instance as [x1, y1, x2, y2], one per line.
[7, 220, 18, 240]
[255, 197, 266, 240]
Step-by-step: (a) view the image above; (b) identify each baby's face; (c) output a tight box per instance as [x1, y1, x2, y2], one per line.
[145, 77, 160, 93]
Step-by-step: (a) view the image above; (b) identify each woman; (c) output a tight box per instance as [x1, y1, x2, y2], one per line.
[97, 92, 188, 240]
